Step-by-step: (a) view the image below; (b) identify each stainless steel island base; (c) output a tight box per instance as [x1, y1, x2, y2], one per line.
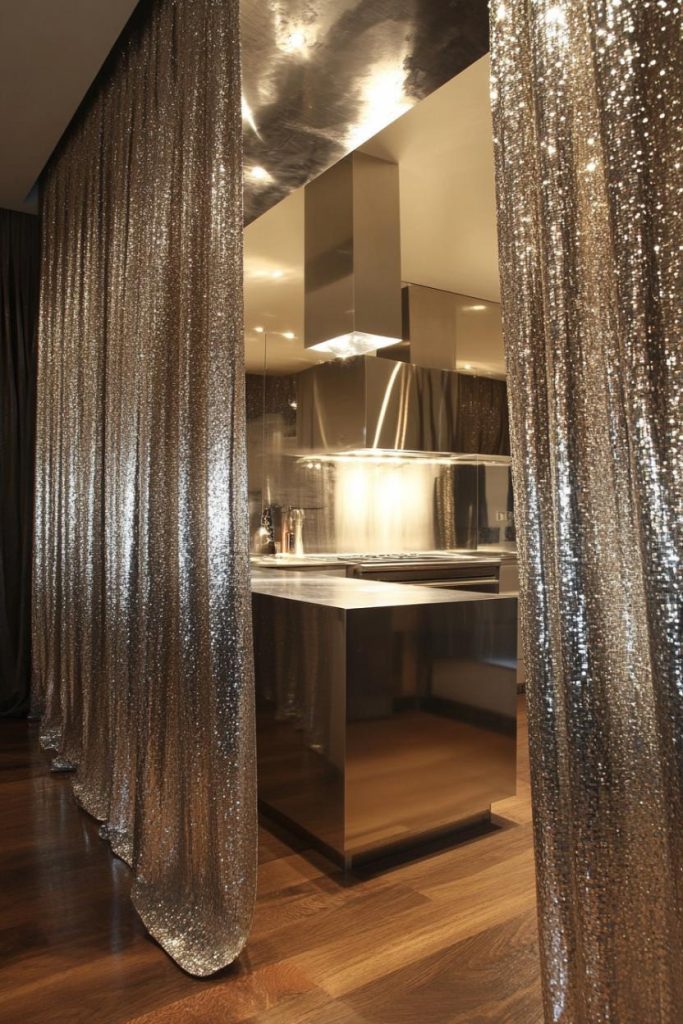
[252, 572, 518, 866]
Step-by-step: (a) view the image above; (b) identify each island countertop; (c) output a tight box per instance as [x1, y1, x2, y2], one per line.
[250, 567, 512, 611]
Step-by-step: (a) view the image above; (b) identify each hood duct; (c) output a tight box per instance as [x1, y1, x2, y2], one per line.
[304, 152, 402, 359]
[296, 356, 510, 457]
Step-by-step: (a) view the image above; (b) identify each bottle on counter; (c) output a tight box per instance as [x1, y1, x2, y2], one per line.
[286, 507, 305, 556]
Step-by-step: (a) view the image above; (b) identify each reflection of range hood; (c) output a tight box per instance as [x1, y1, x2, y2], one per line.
[304, 152, 402, 359]
[296, 356, 510, 457]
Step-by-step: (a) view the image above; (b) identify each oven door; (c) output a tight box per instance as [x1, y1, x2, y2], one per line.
[409, 577, 500, 593]
[350, 563, 501, 592]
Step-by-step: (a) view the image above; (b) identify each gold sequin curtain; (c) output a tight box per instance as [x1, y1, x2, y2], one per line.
[32, 0, 256, 976]
[490, 1, 682, 1020]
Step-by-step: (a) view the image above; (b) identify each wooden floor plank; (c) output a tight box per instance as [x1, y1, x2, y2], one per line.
[344, 913, 543, 1024]
[278, 855, 536, 999]
[124, 962, 317, 1024]
[0, 699, 540, 1024]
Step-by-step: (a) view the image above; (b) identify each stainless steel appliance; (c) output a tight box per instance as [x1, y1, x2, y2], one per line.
[344, 552, 501, 593]
[296, 356, 509, 457]
[304, 153, 402, 359]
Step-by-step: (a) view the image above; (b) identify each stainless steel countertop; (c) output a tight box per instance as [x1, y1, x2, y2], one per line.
[250, 568, 515, 611]
[251, 550, 514, 571]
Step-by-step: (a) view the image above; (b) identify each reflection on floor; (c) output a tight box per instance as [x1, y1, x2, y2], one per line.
[346, 711, 514, 854]
[0, 698, 541, 1024]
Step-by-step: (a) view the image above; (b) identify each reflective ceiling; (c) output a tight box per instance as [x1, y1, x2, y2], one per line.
[6, 1, 486, 216]
[241, 0, 489, 224]
[243, 55, 505, 378]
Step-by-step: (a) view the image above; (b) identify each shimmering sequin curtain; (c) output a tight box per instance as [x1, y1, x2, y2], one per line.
[490, 1, 682, 1020]
[32, 0, 256, 975]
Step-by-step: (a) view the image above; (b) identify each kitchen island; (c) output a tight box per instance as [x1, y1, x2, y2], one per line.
[252, 568, 517, 866]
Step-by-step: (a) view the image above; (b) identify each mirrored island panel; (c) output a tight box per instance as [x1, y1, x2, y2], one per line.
[252, 572, 517, 865]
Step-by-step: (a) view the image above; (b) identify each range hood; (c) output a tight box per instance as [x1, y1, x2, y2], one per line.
[296, 356, 510, 457]
[304, 152, 402, 359]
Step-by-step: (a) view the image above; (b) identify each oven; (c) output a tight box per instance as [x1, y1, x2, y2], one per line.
[345, 555, 501, 592]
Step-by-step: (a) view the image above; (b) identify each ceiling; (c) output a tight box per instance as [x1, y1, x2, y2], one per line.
[0, 0, 140, 213]
[244, 188, 315, 374]
[240, 0, 488, 224]
[361, 53, 499, 304]
[0, 2, 501, 372]
[244, 55, 505, 377]
[1, 1, 487, 218]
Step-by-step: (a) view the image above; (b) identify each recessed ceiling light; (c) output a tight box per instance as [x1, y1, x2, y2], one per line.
[282, 28, 308, 55]
[249, 166, 272, 183]
[254, 326, 264, 333]
[282, 331, 295, 339]
[464, 304, 487, 312]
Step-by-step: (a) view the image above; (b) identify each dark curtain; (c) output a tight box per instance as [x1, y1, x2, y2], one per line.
[0, 208, 39, 717]
[454, 374, 510, 455]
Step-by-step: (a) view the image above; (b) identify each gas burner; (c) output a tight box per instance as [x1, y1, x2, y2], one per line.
[342, 551, 503, 589]
[337, 552, 447, 562]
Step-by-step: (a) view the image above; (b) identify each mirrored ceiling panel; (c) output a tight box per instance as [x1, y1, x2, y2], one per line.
[240, 0, 489, 224]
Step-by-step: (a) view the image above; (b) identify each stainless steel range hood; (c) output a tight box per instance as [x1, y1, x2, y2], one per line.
[296, 356, 510, 457]
[304, 152, 402, 359]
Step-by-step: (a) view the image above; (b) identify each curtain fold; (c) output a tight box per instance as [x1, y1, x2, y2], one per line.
[490, 1, 682, 1021]
[33, 0, 256, 975]
[0, 208, 39, 717]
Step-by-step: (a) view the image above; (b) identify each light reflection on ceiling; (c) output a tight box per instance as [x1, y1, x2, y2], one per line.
[240, 0, 489, 224]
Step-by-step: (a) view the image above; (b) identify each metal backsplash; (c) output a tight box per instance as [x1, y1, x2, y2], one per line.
[247, 372, 515, 554]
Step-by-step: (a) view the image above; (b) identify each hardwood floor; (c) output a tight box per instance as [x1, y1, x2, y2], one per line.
[0, 700, 541, 1023]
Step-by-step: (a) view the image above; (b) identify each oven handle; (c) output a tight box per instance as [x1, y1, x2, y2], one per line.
[412, 577, 500, 589]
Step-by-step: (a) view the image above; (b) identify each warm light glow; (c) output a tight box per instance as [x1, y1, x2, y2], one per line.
[288, 29, 306, 49]
[371, 361, 402, 447]
[345, 61, 412, 150]
[279, 26, 312, 56]
[296, 449, 510, 467]
[308, 331, 400, 359]
[273, 10, 316, 58]
[241, 95, 260, 137]
[249, 166, 273, 184]
[545, 5, 566, 25]
[281, 331, 296, 339]
[463, 304, 487, 311]
[543, 4, 568, 45]
[270, 269, 284, 279]
[254, 326, 264, 333]
[333, 459, 437, 553]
